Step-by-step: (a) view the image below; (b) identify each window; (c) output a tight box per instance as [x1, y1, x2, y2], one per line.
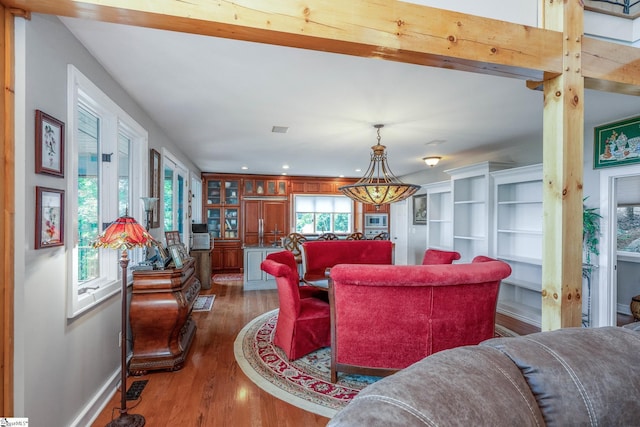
[294, 195, 353, 234]
[617, 205, 640, 254]
[163, 151, 189, 244]
[67, 65, 148, 318]
[616, 175, 640, 255]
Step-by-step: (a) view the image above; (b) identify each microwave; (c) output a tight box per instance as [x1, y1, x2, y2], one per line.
[364, 213, 388, 229]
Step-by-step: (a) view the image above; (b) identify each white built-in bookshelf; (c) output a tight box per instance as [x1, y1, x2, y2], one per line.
[425, 181, 453, 250]
[446, 162, 511, 264]
[491, 164, 543, 327]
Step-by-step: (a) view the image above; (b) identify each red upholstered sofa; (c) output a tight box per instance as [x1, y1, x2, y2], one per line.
[328, 256, 512, 382]
[301, 240, 394, 282]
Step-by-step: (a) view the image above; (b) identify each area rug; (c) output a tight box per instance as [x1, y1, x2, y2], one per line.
[234, 309, 520, 418]
[192, 295, 215, 312]
[212, 273, 243, 284]
[234, 309, 378, 418]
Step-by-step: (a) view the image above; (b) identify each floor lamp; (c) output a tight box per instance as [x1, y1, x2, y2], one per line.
[93, 213, 157, 427]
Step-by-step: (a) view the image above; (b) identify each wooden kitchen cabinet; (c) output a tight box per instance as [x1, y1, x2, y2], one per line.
[244, 177, 288, 196]
[211, 240, 243, 273]
[203, 174, 243, 272]
[243, 199, 288, 246]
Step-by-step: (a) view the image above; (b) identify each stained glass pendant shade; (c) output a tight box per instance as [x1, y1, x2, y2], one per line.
[339, 124, 420, 209]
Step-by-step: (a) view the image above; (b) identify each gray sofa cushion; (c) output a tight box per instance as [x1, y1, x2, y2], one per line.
[481, 326, 640, 427]
[328, 346, 545, 426]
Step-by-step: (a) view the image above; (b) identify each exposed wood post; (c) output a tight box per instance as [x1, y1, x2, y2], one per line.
[541, 0, 584, 330]
[0, 4, 16, 416]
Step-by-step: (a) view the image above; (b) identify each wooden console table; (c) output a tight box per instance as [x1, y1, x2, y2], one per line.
[129, 258, 201, 375]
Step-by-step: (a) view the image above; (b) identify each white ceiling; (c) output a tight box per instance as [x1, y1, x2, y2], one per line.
[60, 16, 640, 178]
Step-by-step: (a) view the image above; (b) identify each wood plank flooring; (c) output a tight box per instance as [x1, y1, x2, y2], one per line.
[92, 278, 538, 426]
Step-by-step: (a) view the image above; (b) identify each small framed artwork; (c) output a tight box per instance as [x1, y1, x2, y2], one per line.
[35, 110, 65, 177]
[35, 186, 64, 249]
[413, 194, 427, 225]
[177, 242, 190, 260]
[149, 149, 161, 228]
[169, 244, 184, 269]
[148, 240, 171, 268]
[594, 115, 640, 169]
[165, 230, 181, 247]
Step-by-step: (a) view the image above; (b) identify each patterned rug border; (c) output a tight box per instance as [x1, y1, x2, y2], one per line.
[234, 309, 371, 418]
[234, 310, 519, 419]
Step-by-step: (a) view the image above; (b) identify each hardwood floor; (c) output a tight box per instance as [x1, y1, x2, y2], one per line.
[91, 279, 330, 426]
[92, 278, 539, 426]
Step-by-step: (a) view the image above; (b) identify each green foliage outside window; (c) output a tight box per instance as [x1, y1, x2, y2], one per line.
[164, 177, 173, 231]
[296, 213, 313, 233]
[334, 213, 350, 232]
[316, 213, 331, 233]
[617, 206, 640, 253]
[78, 176, 99, 282]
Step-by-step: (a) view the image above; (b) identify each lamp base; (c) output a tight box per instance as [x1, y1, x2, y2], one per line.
[106, 413, 145, 427]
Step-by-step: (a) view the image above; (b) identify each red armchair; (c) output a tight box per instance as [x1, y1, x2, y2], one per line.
[421, 248, 461, 265]
[261, 251, 331, 360]
[328, 256, 512, 382]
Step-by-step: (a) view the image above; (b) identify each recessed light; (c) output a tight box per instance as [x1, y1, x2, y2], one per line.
[355, 168, 362, 172]
[241, 166, 248, 170]
[281, 172, 287, 176]
[272, 126, 289, 134]
[282, 165, 290, 169]
[339, 174, 345, 178]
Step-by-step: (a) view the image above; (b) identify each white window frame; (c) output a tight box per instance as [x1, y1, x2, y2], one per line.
[66, 65, 148, 319]
[293, 195, 354, 234]
[162, 149, 190, 244]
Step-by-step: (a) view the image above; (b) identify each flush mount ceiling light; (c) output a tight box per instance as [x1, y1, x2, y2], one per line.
[423, 156, 442, 167]
[339, 124, 420, 210]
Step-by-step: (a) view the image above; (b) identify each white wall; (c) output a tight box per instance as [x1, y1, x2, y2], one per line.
[17, 14, 200, 427]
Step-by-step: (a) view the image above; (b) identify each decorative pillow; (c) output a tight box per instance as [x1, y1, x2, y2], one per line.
[421, 249, 461, 265]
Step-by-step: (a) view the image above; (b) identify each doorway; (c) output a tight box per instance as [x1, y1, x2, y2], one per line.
[597, 165, 640, 327]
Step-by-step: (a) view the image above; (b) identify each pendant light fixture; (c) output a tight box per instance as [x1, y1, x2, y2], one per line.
[339, 124, 420, 210]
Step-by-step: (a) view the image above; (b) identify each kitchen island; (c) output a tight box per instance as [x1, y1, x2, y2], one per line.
[243, 245, 284, 290]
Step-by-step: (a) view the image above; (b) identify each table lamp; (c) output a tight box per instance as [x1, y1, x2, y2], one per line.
[92, 213, 158, 427]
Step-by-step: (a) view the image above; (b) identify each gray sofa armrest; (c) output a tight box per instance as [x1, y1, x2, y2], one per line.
[481, 326, 640, 427]
[328, 346, 544, 427]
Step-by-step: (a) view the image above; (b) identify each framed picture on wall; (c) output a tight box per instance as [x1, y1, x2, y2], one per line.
[413, 194, 427, 225]
[35, 110, 65, 177]
[594, 115, 640, 169]
[150, 149, 161, 228]
[35, 186, 65, 249]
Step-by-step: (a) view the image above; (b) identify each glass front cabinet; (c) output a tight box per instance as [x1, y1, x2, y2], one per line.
[206, 178, 240, 239]
[203, 174, 243, 272]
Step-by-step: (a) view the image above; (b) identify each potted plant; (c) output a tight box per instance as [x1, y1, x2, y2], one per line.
[583, 197, 602, 266]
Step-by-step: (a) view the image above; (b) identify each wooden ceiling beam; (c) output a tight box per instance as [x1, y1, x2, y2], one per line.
[0, 0, 554, 81]
[2, 0, 637, 94]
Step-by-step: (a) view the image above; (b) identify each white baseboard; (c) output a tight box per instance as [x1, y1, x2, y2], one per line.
[69, 367, 119, 427]
[617, 303, 631, 316]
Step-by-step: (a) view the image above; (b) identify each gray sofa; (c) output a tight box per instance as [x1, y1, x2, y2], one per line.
[328, 326, 640, 426]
